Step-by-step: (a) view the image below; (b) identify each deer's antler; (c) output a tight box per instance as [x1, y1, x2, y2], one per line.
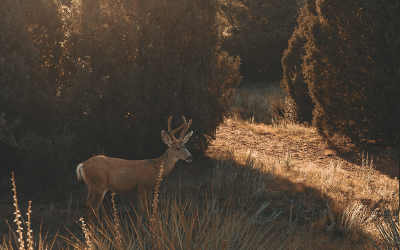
[168, 116, 184, 142]
[179, 116, 192, 140]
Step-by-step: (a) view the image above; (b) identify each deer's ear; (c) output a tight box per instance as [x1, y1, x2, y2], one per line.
[161, 130, 172, 146]
[182, 131, 193, 144]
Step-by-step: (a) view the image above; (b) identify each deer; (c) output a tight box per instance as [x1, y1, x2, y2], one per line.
[76, 116, 193, 221]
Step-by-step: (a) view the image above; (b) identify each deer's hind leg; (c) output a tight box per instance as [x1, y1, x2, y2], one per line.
[85, 187, 106, 222]
[91, 188, 107, 220]
[84, 187, 95, 221]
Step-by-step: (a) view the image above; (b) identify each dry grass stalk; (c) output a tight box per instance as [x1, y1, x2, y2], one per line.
[11, 172, 25, 250]
[9, 172, 38, 250]
[150, 163, 164, 249]
[25, 201, 33, 250]
[152, 163, 164, 221]
[5, 172, 58, 250]
[111, 193, 122, 248]
[79, 218, 93, 250]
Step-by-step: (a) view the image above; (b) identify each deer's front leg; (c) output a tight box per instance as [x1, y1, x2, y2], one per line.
[138, 189, 152, 217]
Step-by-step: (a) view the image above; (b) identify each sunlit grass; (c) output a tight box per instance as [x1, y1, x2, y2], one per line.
[229, 82, 286, 124]
[2, 149, 399, 249]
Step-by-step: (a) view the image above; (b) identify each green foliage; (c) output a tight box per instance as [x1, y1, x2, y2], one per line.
[219, 0, 301, 82]
[0, 0, 56, 178]
[1, 0, 241, 194]
[281, 22, 314, 123]
[19, 0, 65, 86]
[295, 0, 400, 145]
[59, 0, 241, 159]
[17, 130, 75, 194]
[0, 0, 50, 127]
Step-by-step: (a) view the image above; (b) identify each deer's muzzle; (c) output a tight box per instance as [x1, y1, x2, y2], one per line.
[186, 155, 193, 162]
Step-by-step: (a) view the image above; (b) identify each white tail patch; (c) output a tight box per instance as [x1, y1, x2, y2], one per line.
[76, 163, 84, 182]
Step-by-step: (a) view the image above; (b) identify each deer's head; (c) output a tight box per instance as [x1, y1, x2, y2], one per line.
[161, 116, 193, 162]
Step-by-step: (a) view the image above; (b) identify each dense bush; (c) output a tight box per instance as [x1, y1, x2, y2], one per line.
[19, 0, 65, 87]
[281, 23, 314, 123]
[60, 0, 241, 159]
[0, 0, 241, 195]
[0, 0, 53, 176]
[300, 0, 400, 145]
[0, 0, 52, 132]
[0, 0, 75, 196]
[219, 0, 302, 82]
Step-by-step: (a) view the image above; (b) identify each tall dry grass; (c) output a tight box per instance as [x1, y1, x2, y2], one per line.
[60, 161, 286, 250]
[2, 173, 58, 250]
[2, 150, 399, 249]
[229, 82, 286, 124]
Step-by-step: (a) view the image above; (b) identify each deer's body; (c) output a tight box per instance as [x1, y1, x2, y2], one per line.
[77, 116, 193, 221]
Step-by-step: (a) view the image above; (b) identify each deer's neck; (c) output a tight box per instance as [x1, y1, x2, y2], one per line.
[156, 148, 179, 178]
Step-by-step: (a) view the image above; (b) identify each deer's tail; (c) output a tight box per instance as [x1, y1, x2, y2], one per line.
[76, 163, 84, 184]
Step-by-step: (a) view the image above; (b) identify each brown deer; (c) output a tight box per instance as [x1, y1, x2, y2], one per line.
[76, 116, 193, 221]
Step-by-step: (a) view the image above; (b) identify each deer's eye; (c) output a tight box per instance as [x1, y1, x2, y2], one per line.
[177, 147, 182, 150]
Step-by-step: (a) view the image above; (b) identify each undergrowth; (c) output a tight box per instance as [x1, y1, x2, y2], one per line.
[229, 82, 286, 124]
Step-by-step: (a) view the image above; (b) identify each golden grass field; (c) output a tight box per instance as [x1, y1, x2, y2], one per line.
[1, 84, 399, 249]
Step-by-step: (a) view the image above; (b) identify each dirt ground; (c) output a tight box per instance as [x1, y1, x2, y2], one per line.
[1, 120, 398, 244]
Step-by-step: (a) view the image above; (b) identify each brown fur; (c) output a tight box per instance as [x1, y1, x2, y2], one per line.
[76, 116, 193, 221]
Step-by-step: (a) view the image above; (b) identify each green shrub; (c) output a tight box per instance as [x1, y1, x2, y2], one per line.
[0, 0, 71, 195]
[0, 0, 52, 132]
[0, 0, 241, 196]
[18, 130, 75, 195]
[59, 0, 241, 159]
[301, 0, 400, 146]
[19, 0, 65, 86]
[281, 24, 314, 123]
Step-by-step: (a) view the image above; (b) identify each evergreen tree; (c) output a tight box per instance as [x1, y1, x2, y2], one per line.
[281, 22, 314, 123]
[301, 0, 399, 145]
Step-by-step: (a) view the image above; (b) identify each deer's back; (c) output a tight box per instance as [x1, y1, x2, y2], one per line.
[81, 155, 159, 193]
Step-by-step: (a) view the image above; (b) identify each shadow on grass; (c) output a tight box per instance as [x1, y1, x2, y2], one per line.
[332, 144, 399, 180]
[2, 153, 382, 249]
